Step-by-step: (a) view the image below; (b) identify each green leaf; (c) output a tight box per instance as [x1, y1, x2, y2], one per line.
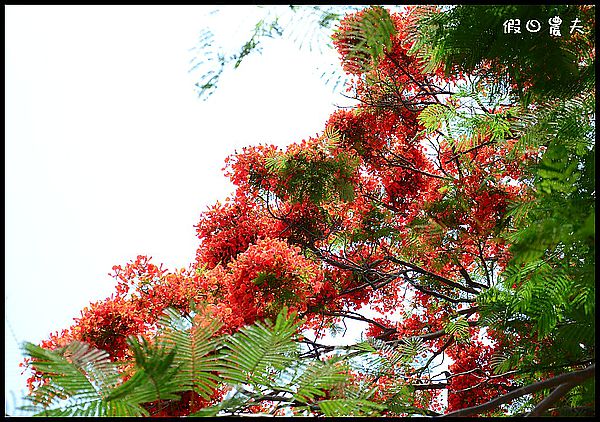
[22, 341, 147, 417]
[337, 6, 397, 73]
[318, 398, 385, 416]
[292, 360, 348, 402]
[106, 336, 182, 405]
[265, 154, 287, 173]
[157, 307, 223, 400]
[219, 308, 301, 387]
[443, 317, 470, 340]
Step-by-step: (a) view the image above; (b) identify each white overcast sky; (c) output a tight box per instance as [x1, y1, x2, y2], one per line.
[5, 5, 351, 411]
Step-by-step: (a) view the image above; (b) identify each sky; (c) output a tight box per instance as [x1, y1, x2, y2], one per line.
[5, 5, 351, 412]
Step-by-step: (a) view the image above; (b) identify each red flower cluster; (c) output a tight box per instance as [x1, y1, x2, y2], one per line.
[195, 196, 277, 268]
[445, 331, 513, 413]
[225, 237, 326, 327]
[224, 144, 280, 193]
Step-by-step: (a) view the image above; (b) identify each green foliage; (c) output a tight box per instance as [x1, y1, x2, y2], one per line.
[476, 104, 594, 412]
[218, 308, 301, 387]
[189, 29, 225, 99]
[106, 336, 183, 405]
[265, 137, 359, 205]
[417, 103, 453, 135]
[190, 6, 365, 100]
[443, 317, 470, 341]
[318, 398, 385, 416]
[234, 17, 283, 69]
[531, 137, 586, 195]
[395, 337, 427, 363]
[415, 5, 597, 414]
[336, 5, 397, 73]
[291, 360, 348, 402]
[156, 308, 223, 400]
[22, 341, 147, 416]
[508, 93, 595, 161]
[409, 5, 595, 102]
[22, 308, 228, 416]
[208, 309, 384, 416]
[23, 308, 402, 416]
[507, 262, 574, 338]
[418, 92, 515, 156]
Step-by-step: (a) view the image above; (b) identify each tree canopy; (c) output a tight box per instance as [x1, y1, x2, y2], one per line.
[20, 5, 595, 417]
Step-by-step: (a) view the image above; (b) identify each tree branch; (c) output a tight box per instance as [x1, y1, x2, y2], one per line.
[404, 276, 475, 304]
[442, 364, 595, 417]
[320, 310, 391, 331]
[443, 139, 497, 164]
[381, 148, 452, 181]
[385, 256, 478, 295]
[475, 240, 492, 287]
[414, 335, 454, 376]
[527, 382, 576, 417]
[412, 382, 448, 391]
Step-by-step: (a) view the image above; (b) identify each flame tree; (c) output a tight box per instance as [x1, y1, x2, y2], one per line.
[21, 5, 594, 417]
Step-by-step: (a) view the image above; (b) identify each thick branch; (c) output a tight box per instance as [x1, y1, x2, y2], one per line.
[457, 264, 486, 290]
[385, 256, 478, 295]
[527, 383, 576, 417]
[388, 318, 478, 345]
[404, 276, 476, 304]
[443, 364, 595, 417]
[383, 51, 445, 102]
[308, 247, 406, 297]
